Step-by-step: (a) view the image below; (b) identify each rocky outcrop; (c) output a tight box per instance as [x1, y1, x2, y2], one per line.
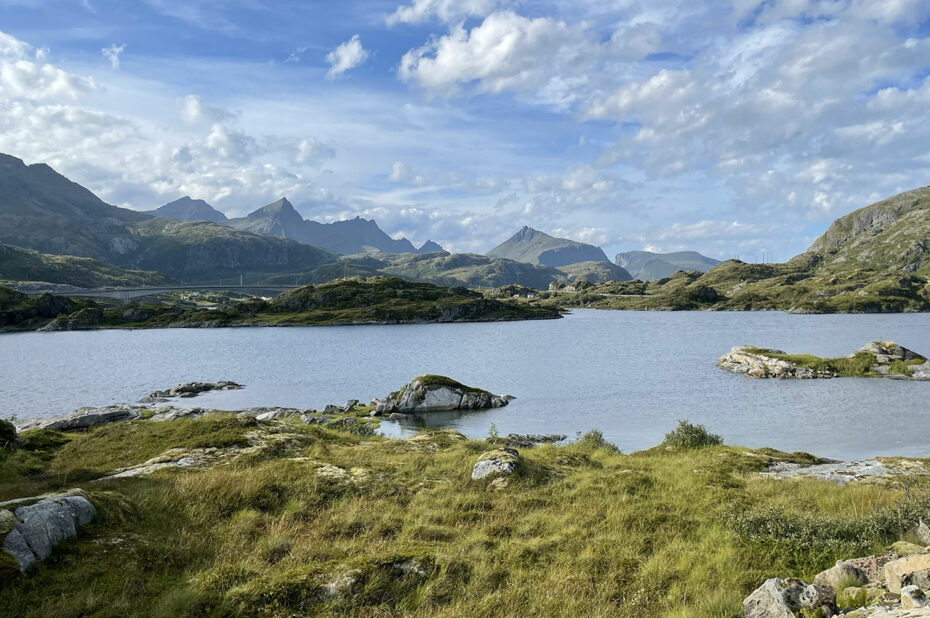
[471, 448, 519, 480]
[761, 459, 921, 485]
[750, 545, 930, 617]
[373, 375, 513, 415]
[0, 489, 96, 572]
[139, 381, 243, 402]
[718, 346, 835, 379]
[743, 578, 837, 618]
[719, 341, 930, 380]
[503, 434, 567, 448]
[16, 405, 146, 432]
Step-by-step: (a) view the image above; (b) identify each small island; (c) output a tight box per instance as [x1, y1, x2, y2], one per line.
[0, 277, 561, 333]
[718, 341, 930, 380]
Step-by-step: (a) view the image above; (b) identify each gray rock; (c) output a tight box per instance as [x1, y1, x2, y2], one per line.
[140, 381, 243, 403]
[902, 585, 929, 609]
[2, 529, 37, 572]
[472, 448, 519, 480]
[343, 400, 359, 413]
[743, 578, 805, 618]
[917, 518, 930, 546]
[814, 560, 869, 589]
[323, 404, 342, 414]
[16, 405, 144, 432]
[504, 434, 567, 448]
[0, 490, 96, 572]
[386, 376, 511, 414]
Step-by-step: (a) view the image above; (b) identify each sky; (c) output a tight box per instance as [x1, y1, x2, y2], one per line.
[0, 1, 929, 259]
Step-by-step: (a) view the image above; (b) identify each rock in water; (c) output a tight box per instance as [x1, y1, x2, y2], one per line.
[717, 346, 835, 379]
[472, 448, 519, 480]
[376, 375, 512, 415]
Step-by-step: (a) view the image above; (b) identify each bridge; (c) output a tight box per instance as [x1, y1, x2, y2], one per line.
[21, 284, 302, 301]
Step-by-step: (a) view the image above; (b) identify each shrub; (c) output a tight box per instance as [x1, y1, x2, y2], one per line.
[0, 419, 19, 453]
[577, 429, 621, 453]
[662, 419, 723, 449]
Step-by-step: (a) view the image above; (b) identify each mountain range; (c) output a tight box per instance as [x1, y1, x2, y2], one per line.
[0, 154, 335, 281]
[0, 153, 631, 289]
[615, 251, 719, 280]
[487, 226, 614, 267]
[146, 197, 228, 223]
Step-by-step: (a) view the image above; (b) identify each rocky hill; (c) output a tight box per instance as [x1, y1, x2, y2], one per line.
[486, 226, 611, 267]
[145, 197, 228, 223]
[225, 198, 440, 256]
[535, 187, 930, 312]
[0, 154, 337, 282]
[0, 244, 175, 289]
[615, 250, 719, 280]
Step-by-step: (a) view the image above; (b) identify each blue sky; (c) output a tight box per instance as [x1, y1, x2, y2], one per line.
[1, 0, 929, 259]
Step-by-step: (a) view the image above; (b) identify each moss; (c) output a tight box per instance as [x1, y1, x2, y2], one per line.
[414, 374, 487, 395]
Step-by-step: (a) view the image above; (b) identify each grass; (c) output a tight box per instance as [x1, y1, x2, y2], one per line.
[2, 416, 929, 617]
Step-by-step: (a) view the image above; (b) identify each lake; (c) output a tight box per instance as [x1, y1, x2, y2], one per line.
[2, 309, 929, 460]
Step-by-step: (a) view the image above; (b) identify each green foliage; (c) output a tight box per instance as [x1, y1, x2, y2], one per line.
[662, 420, 723, 449]
[577, 429, 621, 453]
[487, 423, 499, 442]
[0, 418, 18, 453]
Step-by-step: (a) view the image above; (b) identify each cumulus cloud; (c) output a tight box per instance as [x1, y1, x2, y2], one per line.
[388, 161, 425, 185]
[178, 94, 235, 125]
[0, 30, 95, 100]
[101, 43, 125, 69]
[385, 0, 508, 26]
[325, 35, 370, 79]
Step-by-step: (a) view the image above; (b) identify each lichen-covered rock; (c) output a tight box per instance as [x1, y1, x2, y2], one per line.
[814, 560, 868, 589]
[386, 375, 512, 414]
[743, 578, 838, 618]
[891, 541, 926, 557]
[0, 490, 96, 572]
[743, 578, 805, 618]
[15, 405, 146, 432]
[718, 346, 834, 379]
[902, 585, 930, 609]
[472, 448, 519, 480]
[884, 553, 930, 594]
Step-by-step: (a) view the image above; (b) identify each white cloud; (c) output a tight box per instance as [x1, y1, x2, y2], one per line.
[388, 161, 425, 185]
[101, 43, 125, 69]
[325, 35, 370, 79]
[385, 0, 507, 26]
[178, 94, 235, 125]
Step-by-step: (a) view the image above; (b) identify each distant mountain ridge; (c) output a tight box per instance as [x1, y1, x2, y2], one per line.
[146, 197, 227, 223]
[224, 197, 441, 256]
[486, 226, 614, 267]
[616, 250, 719, 280]
[0, 154, 336, 281]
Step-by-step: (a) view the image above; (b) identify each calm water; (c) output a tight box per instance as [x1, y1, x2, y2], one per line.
[2, 309, 929, 460]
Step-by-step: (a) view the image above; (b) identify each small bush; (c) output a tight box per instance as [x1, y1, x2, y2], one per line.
[577, 429, 621, 453]
[662, 420, 723, 449]
[0, 419, 19, 453]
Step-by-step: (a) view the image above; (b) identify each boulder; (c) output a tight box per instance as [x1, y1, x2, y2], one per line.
[1, 490, 96, 572]
[323, 404, 342, 414]
[471, 448, 519, 480]
[884, 554, 930, 594]
[743, 578, 837, 618]
[814, 560, 868, 589]
[918, 519, 930, 546]
[504, 433, 567, 448]
[743, 578, 805, 618]
[386, 375, 512, 414]
[343, 400, 359, 413]
[902, 585, 929, 609]
[891, 541, 926, 557]
[15, 405, 145, 432]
